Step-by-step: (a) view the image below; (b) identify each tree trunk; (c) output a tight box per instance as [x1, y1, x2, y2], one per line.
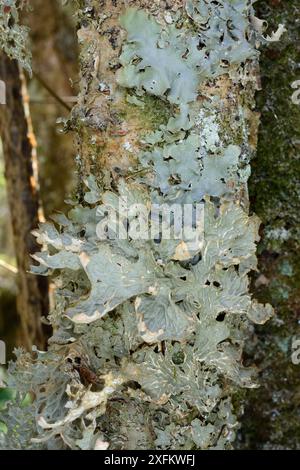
[241, 0, 300, 450]
[0, 53, 49, 350]
[23, 0, 78, 217]
[1, 0, 276, 450]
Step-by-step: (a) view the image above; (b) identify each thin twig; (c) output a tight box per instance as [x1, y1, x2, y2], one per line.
[0, 259, 18, 274]
[32, 71, 72, 111]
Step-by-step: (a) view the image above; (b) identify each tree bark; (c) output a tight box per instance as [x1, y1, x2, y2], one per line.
[241, 0, 300, 450]
[0, 53, 49, 350]
[1, 0, 275, 451]
[23, 0, 78, 217]
[38, 0, 265, 449]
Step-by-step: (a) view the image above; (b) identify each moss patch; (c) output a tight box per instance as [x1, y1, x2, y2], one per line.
[240, 0, 300, 450]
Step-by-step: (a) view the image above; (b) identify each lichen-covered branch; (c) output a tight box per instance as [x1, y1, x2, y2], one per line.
[0, 1, 31, 73]
[0, 0, 283, 450]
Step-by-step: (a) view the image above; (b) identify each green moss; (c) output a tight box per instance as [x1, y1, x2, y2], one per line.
[124, 93, 172, 131]
[241, 2, 300, 449]
[249, 0, 300, 251]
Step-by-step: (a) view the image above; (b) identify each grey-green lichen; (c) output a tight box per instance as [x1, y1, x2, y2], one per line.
[0, 1, 277, 450]
[0, 1, 31, 72]
[117, 4, 258, 105]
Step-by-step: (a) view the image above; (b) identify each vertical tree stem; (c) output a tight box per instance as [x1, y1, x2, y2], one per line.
[0, 53, 49, 350]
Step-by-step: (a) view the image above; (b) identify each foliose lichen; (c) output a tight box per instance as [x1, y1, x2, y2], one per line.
[0, 1, 31, 72]
[0, 1, 279, 450]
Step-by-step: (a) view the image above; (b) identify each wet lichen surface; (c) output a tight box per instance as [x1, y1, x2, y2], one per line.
[239, 0, 300, 450]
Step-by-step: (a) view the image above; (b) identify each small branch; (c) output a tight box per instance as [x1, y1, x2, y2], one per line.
[0, 259, 18, 274]
[32, 71, 72, 111]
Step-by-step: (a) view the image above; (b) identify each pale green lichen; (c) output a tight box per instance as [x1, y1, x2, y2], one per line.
[0, 2, 275, 450]
[117, 3, 258, 105]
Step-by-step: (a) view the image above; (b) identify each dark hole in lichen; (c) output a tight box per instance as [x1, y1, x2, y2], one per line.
[125, 380, 141, 390]
[191, 252, 202, 265]
[216, 312, 226, 322]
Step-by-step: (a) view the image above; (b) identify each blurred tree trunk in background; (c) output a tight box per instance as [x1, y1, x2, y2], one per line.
[24, 0, 78, 217]
[0, 53, 48, 350]
[0, 0, 78, 355]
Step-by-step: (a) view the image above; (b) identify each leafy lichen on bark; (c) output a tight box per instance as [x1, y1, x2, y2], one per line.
[0, 0, 281, 450]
